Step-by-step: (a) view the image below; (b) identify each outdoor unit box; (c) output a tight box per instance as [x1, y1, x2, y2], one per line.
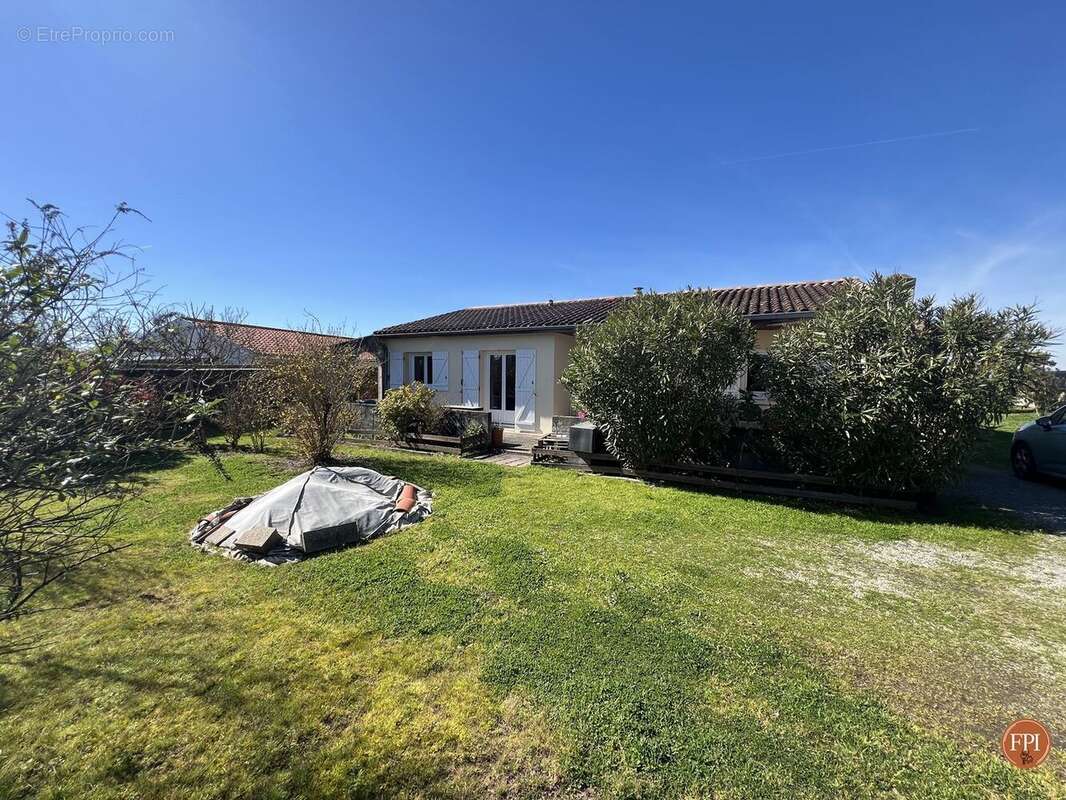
[568, 421, 601, 454]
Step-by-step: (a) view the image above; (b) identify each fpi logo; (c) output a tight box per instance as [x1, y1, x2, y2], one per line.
[1001, 719, 1052, 768]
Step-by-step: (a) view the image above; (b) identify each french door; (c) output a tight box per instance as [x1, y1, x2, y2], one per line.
[488, 352, 516, 426]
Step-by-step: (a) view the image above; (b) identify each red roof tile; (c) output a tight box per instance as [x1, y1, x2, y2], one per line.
[184, 318, 356, 356]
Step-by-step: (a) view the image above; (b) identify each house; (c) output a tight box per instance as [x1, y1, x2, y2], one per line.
[171, 317, 366, 366]
[373, 278, 854, 434]
[125, 317, 382, 396]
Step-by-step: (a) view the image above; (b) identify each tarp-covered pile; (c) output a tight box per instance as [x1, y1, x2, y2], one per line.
[189, 466, 431, 565]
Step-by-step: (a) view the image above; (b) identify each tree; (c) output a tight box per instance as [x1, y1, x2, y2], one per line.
[0, 201, 192, 629]
[266, 334, 363, 463]
[561, 289, 754, 468]
[766, 273, 1056, 494]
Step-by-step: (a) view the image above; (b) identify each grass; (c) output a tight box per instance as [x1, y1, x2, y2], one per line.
[1, 441, 1064, 798]
[969, 411, 1039, 470]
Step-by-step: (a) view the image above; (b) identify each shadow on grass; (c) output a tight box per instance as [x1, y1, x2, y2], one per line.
[124, 445, 193, 476]
[586, 470, 1042, 536]
[967, 426, 1016, 471]
[341, 438, 1047, 535]
[330, 444, 506, 497]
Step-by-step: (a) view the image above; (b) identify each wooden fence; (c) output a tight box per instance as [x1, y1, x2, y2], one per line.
[532, 425, 919, 511]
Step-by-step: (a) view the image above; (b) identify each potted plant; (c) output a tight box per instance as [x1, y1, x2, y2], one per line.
[491, 423, 504, 449]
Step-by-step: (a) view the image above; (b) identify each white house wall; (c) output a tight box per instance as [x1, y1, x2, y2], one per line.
[552, 333, 575, 418]
[383, 326, 787, 433]
[383, 332, 571, 433]
[754, 328, 777, 350]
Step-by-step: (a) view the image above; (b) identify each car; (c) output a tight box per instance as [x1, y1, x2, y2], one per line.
[1011, 404, 1066, 479]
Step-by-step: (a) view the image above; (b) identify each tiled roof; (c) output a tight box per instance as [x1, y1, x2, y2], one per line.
[185, 318, 356, 355]
[374, 278, 856, 336]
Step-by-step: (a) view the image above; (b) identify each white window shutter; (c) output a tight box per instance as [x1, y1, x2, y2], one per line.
[515, 349, 536, 427]
[388, 352, 403, 389]
[461, 350, 480, 407]
[432, 351, 449, 392]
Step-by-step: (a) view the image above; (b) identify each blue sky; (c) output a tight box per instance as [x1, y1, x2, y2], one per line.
[3, 1, 1064, 361]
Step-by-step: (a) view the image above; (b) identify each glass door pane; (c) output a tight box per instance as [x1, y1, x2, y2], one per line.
[489, 354, 502, 410]
[505, 353, 516, 411]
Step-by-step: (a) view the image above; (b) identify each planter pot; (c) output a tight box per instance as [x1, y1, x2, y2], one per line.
[491, 427, 504, 448]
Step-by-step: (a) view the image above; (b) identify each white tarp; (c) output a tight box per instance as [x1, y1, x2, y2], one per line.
[189, 466, 431, 565]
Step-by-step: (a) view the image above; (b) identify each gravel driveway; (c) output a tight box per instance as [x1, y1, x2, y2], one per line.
[949, 465, 1066, 533]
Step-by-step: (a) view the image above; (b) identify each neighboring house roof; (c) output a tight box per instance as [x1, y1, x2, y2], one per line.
[374, 278, 856, 337]
[184, 318, 356, 356]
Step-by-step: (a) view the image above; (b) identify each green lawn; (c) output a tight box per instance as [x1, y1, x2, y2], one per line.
[969, 412, 1038, 470]
[1, 442, 1064, 798]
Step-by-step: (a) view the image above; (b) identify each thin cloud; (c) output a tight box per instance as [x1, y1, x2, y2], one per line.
[913, 209, 1066, 364]
[720, 127, 979, 166]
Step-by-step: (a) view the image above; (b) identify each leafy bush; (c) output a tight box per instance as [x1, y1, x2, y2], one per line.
[766, 273, 1055, 494]
[1021, 364, 1061, 414]
[562, 289, 754, 468]
[461, 419, 488, 448]
[378, 382, 443, 443]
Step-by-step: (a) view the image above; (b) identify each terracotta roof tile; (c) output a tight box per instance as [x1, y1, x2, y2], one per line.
[374, 278, 855, 336]
[185, 318, 355, 356]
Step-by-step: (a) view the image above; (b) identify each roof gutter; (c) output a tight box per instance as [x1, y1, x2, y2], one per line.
[745, 311, 816, 325]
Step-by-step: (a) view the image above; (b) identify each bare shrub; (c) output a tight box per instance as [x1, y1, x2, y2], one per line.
[245, 372, 276, 453]
[219, 380, 252, 448]
[354, 354, 379, 400]
[266, 336, 363, 463]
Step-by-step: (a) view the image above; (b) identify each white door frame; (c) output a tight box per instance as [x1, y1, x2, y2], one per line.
[484, 350, 516, 427]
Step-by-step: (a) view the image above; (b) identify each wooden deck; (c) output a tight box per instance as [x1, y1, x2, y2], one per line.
[350, 430, 540, 468]
[471, 430, 539, 467]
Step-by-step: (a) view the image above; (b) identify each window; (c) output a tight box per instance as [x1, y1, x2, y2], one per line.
[747, 352, 770, 394]
[489, 354, 502, 410]
[411, 353, 433, 385]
